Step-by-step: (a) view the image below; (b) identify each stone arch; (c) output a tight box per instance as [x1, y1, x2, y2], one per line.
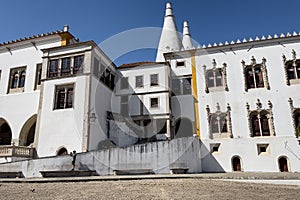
[0, 118, 12, 145]
[232, 155, 242, 172]
[19, 115, 37, 146]
[174, 117, 193, 138]
[56, 147, 68, 156]
[278, 156, 289, 172]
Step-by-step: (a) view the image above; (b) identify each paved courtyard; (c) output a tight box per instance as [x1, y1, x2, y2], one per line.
[0, 177, 299, 200]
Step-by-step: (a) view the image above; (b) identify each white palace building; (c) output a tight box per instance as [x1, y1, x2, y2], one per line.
[0, 2, 300, 173]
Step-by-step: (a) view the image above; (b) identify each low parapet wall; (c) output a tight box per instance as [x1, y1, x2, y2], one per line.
[0, 137, 201, 178]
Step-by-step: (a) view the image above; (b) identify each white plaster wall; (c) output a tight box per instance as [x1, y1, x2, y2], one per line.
[89, 76, 114, 151]
[116, 64, 169, 96]
[195, 41, 300, 172]
[36, 76, 87, 157]
[0, 39, 61, 144]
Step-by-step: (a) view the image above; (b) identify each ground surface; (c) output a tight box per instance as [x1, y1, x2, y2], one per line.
[0, 178, 299, 200]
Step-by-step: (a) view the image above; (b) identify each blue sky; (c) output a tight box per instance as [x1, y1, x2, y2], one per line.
[1, 0, 300, 65]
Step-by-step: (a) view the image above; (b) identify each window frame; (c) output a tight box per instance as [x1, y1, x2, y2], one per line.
[135, 75, 144, 88]
[54, 83, 75, 110]
[35, 63, 42, 90]
[150, 74, 159, 87]
[8, 66, 27, 94]
[150, 97, 159, 109]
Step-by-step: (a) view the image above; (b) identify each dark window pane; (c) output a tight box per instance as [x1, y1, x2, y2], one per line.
[252, 115, 260, 136]
[56, 89, 65, 109]
[49, 59, 59, 78]
[207, 71, 214, 88]
[246, 68, 255, 89]
[176, 61, 185, 67]
[61, 57, 71, 76]
[210, 115, 219, 133]
[36, 64, 42, 86]
[215, 69, 223, 87]
[110, 73, 115, 90]
[220, 115, 227, 133]
[105, 69, 110, 86]
[66, 88, 73, 108]
[19, 70, 26, 87]
[260, 114, 270, 136]
[182, 78, 192, 94]
[287, 64, 295, 80]
[74, 55, 84, 74]
[150, 74, 158, 86]
[150, 98, 159, 108]
[12, 72, 18, 88]
[255, 67, 264, 88]
[136, 75, 143, 88]
[296, 63, 300, 79]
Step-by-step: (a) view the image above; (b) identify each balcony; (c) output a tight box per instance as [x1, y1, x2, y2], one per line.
[0, 145, 35, 158]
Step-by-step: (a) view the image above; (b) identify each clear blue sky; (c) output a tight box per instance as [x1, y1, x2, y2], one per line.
[1, 0, 300, 65]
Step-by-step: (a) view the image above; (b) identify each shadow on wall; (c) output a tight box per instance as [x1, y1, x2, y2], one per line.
[199, 140, 225, 172]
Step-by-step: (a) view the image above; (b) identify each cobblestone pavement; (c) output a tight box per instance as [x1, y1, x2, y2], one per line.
[0, 177, 299, 200]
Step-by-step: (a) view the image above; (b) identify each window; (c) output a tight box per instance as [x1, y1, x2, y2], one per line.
[246, 99, 275, 137]
[48, 55, 84, 79]
[35, 63, 42, 90]
[206, 103, 232, 139]
[245, 66, 264, 89]
[257, 144, 270, 155]
[61, 57, 71, 76]
[172, 77, 192, 95]
[203, 60, 228, 93]
[73, 55, 84, 74]
[0, 70, 2, 80]
[210, 143, 220, 153]
[54, 84, 74, 110]
[93, 58, 100, 77]
[135, 75, 143, 88]
[206, 69, 223, 88]
[8, 66, 26, 93]
[250, 112, 270, 137]
[120, 77, 129, 89]
[49, 59, 59, 78]
[176, 61, 185, 67]
[242, 56, 270, 91]
[120, 95, 128, 116]
[150, 97, 159, 108]
[150, 74, 159, 86]
[283, 49, 300, 85]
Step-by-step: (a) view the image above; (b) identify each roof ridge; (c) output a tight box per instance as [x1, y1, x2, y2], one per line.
[0, 28, 67, 47]
[198, 31, 300, 49]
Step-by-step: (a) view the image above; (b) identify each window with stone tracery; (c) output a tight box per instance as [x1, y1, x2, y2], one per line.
[8, 66, 26, 93]
[242, 56, 270, 91]
[246, 99, 275, 137]
[288, 98, 300, 137]
[203, 59, 228, 93]
[282, 49, 300, 85]
[206, 103, 232, 139]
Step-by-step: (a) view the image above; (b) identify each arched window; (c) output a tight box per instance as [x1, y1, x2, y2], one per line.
[254, 67, 264, 87]
[283, 50, 300, 85]
[242, 57, 269, 91]
[210, 115, 219, 133]
[250, 111, 271, 137]
[203, 60, 228, 93]
[260, 113, 270, 136]
[0, 122, 12, 145]
[19, 70, 26, 87]
[206, 103, 232, 139]
[12, 72, 19, 88]
[251, 114, 260, 137]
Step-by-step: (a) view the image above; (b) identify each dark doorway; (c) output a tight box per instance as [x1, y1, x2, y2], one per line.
[232, 156, 242, 171]
[57, 147, 68, 156]
[175, 118, 193, 138]
[0, 123, 12, 145]
[279, 157, 289, 172]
